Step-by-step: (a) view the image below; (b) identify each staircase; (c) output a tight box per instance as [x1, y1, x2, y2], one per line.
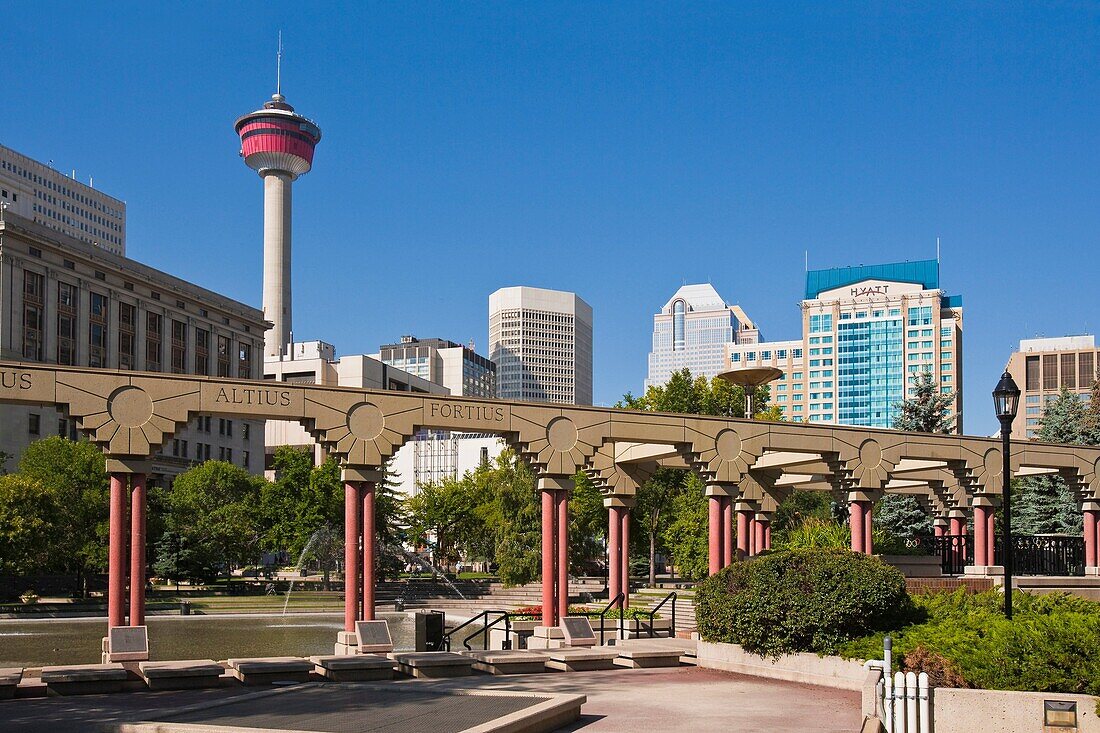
[374, 577, 606, 613]
[630, 587, 697, 635]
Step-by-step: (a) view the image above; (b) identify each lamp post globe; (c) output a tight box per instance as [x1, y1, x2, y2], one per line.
[992, 370, 1021, 619]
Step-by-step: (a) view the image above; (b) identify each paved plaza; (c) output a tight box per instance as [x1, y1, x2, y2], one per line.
[0, 666, 860, 733]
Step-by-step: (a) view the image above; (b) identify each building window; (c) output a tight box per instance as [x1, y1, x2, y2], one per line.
[118, 302, 135, 369]
[89, 292, 108, 368]
[1042, 354, 1057, 390]
[217, 335, 231, 377]
[195, 328, 210, 375]
[1080, 352, 1095, 388]
[22, 270, 45, 361]
[242, 423, 250, 440]
[1025, 356, 1040, 391]
[672, 299, 685, 351]
[171, 319, 187, 374]
[1061, 353, 1077, 390]
[146, 312, 162, 371]
[28, 413, 40, 436]
[238, 342, 252, 379]
[55, 282, 76, 365]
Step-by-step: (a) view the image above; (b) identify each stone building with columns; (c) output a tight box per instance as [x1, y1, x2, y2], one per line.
[0, 212, 265, 478]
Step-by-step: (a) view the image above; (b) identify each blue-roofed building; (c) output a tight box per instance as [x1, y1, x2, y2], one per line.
[725, 258, 963, 432]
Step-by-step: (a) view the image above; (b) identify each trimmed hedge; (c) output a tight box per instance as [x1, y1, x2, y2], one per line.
[695, 549, 910, 657]
[840, 589, 1100, 697]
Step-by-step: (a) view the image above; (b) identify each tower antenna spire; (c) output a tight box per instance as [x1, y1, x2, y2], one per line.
[276, 31, 283, 97]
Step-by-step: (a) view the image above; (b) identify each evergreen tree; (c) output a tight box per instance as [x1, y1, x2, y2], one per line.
[1015, 388, 1087, 535]
[876, 372, 954, 539]
[892, 371, 956, 433]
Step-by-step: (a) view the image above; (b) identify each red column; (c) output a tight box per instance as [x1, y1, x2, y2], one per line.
[764, 522, 772, 551]
[973, 506, 989, 566]
[754, 516, 767, 557]
[620, 505, 630, 608]
[541, 488, 557, 626]
[749, 517, 758, 556]
[608, 506, 621, 602]
[343, 481, 361, 632]
[864, 502, 874, 555]
[934, 522, 945, 538]
[557, 489, 569, 620]
[949, 515, 965, 567]
[1085, 510, 1098, 568]
[108, 473, 128, 629]
[129, 473, 147, 627]
[721, 497, 733, 566]
[737, 509, 752, 559]
[849, 500, 865, 554]
[361, 483, 376, 622]
[708, 496, 722, 575]
[986, 509, 996, 565]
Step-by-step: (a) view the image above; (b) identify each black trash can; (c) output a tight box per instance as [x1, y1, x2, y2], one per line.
[415, 610, 445, 651]
[180, 600, 191, 616]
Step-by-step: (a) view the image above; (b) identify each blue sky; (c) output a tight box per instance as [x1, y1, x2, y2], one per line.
[2, 3, 1098, 435]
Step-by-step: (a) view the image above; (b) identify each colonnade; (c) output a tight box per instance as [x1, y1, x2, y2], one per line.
[342, 471, 380, 631]
[106, 465, 148, 630]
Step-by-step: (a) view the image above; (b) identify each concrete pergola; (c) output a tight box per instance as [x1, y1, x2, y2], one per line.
[3, 361, 1100, 643]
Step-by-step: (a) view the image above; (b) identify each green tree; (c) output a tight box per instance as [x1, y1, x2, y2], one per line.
[876, 371, 955, 540]
[162, 460, 268, 579]
[405, 479, 481, 569]
[0, 475, 58, 575]
[659, 473, 710, 580]
[893, 371, 956, 433]
[1016, 388, 1087, 535]
[18, 437, 110, 594]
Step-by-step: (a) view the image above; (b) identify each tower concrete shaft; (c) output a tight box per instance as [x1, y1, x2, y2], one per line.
[262, 172, 293, 357]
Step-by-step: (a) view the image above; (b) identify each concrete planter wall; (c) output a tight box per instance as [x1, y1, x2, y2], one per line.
[879, 554, 942, 578]
[930, 688, 1100, 733]
[696, 640, 868, 691]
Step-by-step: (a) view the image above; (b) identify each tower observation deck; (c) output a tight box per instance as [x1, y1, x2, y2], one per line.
[235, 92, 322, 358]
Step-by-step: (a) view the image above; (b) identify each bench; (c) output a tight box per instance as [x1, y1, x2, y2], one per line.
[225, 657, 312, 685]
[138, 659, 224, 690]
[0, 668, 22, 699]
[310, 654, 395, 682]
[544, 648, 620, 672]
[40, 663, 128, 695]
[389, 651, 475, 678]
[461, 649, 549, 675]
[613, 648, 683, 669]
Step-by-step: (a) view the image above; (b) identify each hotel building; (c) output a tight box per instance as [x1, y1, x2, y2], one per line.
[726, 259, 963, 431]
[0, 212, 264, 478]
[0, 143, 126, 255]
[489, 286, 593, 405]
[1006, 335, 1099, 440]
[645, 284, 759, 389]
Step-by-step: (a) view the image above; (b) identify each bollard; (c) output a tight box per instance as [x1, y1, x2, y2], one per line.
[906, 671, 918, 732]
[917, 672, 931, 733]
[893, 672, 906, 732]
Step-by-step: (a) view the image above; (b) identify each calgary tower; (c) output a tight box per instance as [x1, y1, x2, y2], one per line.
[235, 46, 322, 358]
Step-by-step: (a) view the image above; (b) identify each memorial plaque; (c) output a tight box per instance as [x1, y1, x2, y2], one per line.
[560, 616, 597, 647]
[355, 620, 394, 653]
[108, 625, 149, 661]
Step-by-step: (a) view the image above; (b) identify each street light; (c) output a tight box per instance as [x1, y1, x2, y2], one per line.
[993, 369, 1021, 619]
[718, 366, 784, 419]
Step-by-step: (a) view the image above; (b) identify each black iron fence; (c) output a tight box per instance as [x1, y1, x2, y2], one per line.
[918, 533, 1085, 576]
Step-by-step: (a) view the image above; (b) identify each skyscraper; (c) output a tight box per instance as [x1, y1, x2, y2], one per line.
[377, 336, 496, 397]
[645, 284, 759, 389]
[726, 259, 963, 431]
[489, 286, 593, 405]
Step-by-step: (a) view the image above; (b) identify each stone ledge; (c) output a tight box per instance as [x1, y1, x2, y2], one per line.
[696, 641, 866, 691]
[40, 663, 128, 695]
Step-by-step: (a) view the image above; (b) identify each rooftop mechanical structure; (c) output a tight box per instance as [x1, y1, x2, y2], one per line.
[235, 81, 322, 358]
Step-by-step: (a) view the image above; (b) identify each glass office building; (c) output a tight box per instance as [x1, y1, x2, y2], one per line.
[726, 259, 963, 432]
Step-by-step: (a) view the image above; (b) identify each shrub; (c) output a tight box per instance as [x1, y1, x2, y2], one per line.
[695, 549, 911, 657]
[839, 589, 1100, 696]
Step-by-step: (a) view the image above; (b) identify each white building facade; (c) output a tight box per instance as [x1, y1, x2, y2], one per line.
[377, 335, 495, 398]
[645, 283, 759, 389]
[489, 286, 593, 405]
[0, 143, 126, 255]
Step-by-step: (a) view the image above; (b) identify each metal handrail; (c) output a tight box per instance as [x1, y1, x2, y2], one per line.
[642, 591, 677, 638]
[463, 610, 511, 651]
[441, 609, 510, 652]
[599, 592, 625, 646]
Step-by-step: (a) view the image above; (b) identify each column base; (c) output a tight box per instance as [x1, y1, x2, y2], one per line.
[527, 626, 566, 649]
[333, 631, 358, 656]
[1086, 566, 1100, 577]
[964, 565, 1005, 581]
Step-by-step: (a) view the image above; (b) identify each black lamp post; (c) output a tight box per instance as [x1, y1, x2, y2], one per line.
[992, 370, 1021, 619]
